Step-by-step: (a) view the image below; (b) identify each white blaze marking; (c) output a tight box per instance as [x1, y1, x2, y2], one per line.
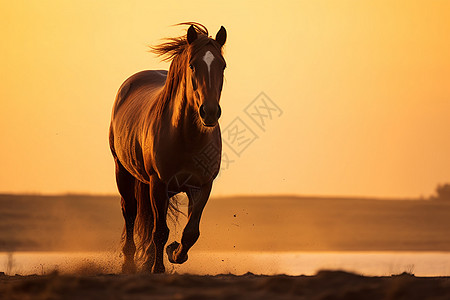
[202, 50, 215, 87]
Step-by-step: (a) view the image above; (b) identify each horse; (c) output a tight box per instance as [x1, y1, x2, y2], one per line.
[109, 23, 227, 273]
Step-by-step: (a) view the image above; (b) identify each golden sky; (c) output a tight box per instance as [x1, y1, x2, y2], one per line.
[0, 0, 449, 198]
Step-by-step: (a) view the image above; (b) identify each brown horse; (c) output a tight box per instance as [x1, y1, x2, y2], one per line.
[109, 23, 227, 273]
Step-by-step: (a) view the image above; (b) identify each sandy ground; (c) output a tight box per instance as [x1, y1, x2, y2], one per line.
[2, 194, 450, 298]
[2, 194, 450, 252]
[2, 270, 450, 300]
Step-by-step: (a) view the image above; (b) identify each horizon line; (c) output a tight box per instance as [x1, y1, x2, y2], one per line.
[0, 192, 433, 201]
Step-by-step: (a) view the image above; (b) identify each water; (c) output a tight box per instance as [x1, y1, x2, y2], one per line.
[2, 251, 450, 277]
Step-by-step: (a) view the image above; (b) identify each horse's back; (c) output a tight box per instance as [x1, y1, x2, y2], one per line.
[113, 70, 167, 115]
[110, 70, 167, 182]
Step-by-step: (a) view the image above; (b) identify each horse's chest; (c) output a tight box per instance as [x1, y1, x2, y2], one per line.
[157, 144, 221, 186]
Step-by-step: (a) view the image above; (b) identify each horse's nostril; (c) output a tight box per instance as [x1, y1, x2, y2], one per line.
[217, 105, 221, 119]
[199, 104, 206, 119]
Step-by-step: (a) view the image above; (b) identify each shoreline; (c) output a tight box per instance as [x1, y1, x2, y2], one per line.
[2, 251, 450, 277]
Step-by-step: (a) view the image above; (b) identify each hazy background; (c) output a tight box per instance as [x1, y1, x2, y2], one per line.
[1, 0, 449, 198]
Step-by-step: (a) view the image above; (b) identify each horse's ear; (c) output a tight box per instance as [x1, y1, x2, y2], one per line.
[187, 25, 198, 44]
[215, 26, 227, 47]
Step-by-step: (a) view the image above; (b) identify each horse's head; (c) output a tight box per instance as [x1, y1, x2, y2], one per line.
[186, 25, 227, 128]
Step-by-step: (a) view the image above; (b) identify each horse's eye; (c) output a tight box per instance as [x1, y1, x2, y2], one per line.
[189, 64, 194, 70]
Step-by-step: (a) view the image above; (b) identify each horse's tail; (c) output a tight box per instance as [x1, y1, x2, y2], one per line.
[132, 179, 183, 264]
[132, 180, 153, 263]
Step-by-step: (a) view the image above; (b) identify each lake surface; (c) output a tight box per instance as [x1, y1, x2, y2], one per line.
[2, 251, 450, 277]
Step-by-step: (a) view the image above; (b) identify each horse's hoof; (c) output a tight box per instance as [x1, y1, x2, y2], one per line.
[166, 241, 179, 263]
[122, 261, 137, 274]
[166, 241, 188, 264]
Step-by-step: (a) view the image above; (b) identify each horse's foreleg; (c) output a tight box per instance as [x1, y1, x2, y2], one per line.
[144, 176, 169, 273]
[167, 182, 212, 264]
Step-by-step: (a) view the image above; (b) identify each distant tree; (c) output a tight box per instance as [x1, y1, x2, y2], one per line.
[434, 183, 450, 201]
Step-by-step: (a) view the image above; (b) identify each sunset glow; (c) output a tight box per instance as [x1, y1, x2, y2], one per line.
[0, 1, 449, 198]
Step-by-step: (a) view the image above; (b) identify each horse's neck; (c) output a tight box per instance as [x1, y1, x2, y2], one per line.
[159, 55, 212, 147]
[164, 81, 207, 146]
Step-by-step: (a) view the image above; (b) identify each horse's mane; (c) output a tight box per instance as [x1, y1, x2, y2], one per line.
[149, 22, 224, 120]
[150, 22, 209, 62]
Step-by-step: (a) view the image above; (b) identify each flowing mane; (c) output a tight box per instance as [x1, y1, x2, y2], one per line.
[150, 22, 224, 119]
[150, 22, 209, 61]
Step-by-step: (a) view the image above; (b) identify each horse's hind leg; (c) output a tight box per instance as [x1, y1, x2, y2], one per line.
[167, 181, 212, 264]
[115, 159, 138, 273]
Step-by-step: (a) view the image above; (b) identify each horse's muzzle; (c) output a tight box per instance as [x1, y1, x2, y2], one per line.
[199, 104, 221, 127]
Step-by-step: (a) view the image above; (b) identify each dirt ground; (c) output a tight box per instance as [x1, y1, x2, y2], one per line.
[1, 270, 450, 300]
[2, 194, 450, 299]
[1, 194, 450, 253]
